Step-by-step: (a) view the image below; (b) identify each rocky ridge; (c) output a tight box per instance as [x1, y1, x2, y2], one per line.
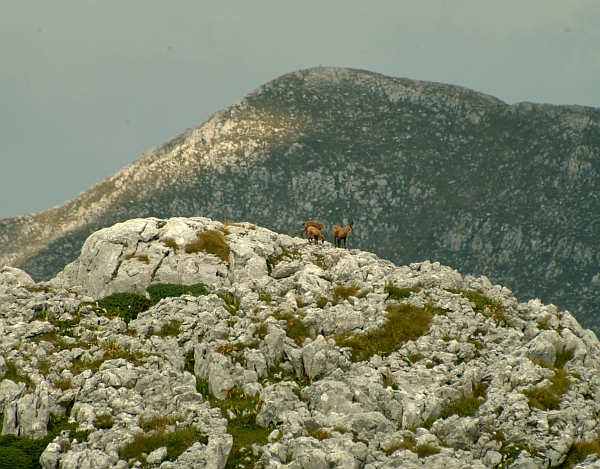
[1, 217, 599, 469]
[2, 67, 599, 334]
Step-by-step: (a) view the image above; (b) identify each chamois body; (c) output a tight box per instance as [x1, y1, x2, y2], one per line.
[306, 226, 326, 244]
[332, 221, 354, 248]
[300, 220, 324, 239]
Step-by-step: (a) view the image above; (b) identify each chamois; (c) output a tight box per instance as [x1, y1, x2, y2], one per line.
[332, 220, 354, 248]
[306, 226, 326, 244]
[300, 220, 324, 239]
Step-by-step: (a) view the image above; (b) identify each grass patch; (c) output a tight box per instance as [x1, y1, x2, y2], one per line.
[147, 283, 209, 301]
[443, 382, 489, 418]
[148, 320, 183, 338]
[185, 230, 230, 263]
[449, 289, 512, 326]
[524, 368, 571, 411]
[385, 281, 419, 300]
[332, 284, 368, 302]
[524, 351, 574, 411]
[53, 376, 73, 391]
[93, 413, 115, 430]
[218, 293, 240, 314]
[307, 427, 331, 440]
[163, 238, 179, 252]
[202, 387, 271, 469]
[408, 353, 425, 363]
[120, 426, 208, 465]
[274, 312, 311, 346]
[139, 414, 182, 432]
[258, 292, 272, 305]
[554, 347, 574, 369]
[3, 361, 31, 387]
[70, 341, 150, 375]
[0, 412, 88, 469]
[97, 292, 153, 324]
[335, 303, 443, 362]
[557, 438, 600, 469]
[386, 434, 440, 458]
[97, 284, 209, 324]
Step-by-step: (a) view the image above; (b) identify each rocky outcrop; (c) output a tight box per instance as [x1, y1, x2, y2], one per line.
[1, 217, 600, 468]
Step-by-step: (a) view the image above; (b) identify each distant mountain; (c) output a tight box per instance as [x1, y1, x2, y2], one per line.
[1, 67, 599, 332]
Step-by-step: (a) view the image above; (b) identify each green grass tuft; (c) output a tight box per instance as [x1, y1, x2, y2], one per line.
[147, 283, 209, 301]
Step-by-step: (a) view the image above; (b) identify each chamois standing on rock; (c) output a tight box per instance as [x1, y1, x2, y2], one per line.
[306, 226, 326, 245]
[300, 220, 324, 239]
[333, 221, 354, 248]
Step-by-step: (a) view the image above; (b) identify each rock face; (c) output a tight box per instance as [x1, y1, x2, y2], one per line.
[1, 217, 600, 469]
[1, 67, 600, 336]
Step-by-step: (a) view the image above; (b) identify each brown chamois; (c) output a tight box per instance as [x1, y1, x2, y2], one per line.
[306, 226, 326, 244]
[332, 220, 354, 248]
[300, 220, 324, 239]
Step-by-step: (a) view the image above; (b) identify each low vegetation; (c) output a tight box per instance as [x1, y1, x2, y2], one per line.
[335, 302, 444, 362]
[148, 319, 183, 338]
[93, 413, 115, 430]
[523, 348, 575, 411]
[274, 311, 311, 346]
[196, 383, 271, 469]
[120, 425, 207, 465]
[185, 230, 230, 262]
[557, 437, 600, 469]
[96, 283, 210, 323]
[385, 434, 440, 458]
[0, 410, 88, 469]
[385, 281, 420, 300]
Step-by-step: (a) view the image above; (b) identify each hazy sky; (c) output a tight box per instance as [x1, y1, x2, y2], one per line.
[2, 1, 599, 219]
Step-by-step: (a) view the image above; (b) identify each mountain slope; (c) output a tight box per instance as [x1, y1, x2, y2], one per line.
[1, 67, 599, 332]
[1, 217, 600, 469]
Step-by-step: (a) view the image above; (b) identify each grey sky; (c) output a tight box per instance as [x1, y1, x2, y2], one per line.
[2, 1, 599, 219]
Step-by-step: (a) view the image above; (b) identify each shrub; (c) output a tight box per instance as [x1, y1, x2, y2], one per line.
[96, 292, 153, 324]
[146, 283, 209, 301]
[0, 447, 31, 469]
[185, 230, 230, 262]
[335, 302, 440, 362]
